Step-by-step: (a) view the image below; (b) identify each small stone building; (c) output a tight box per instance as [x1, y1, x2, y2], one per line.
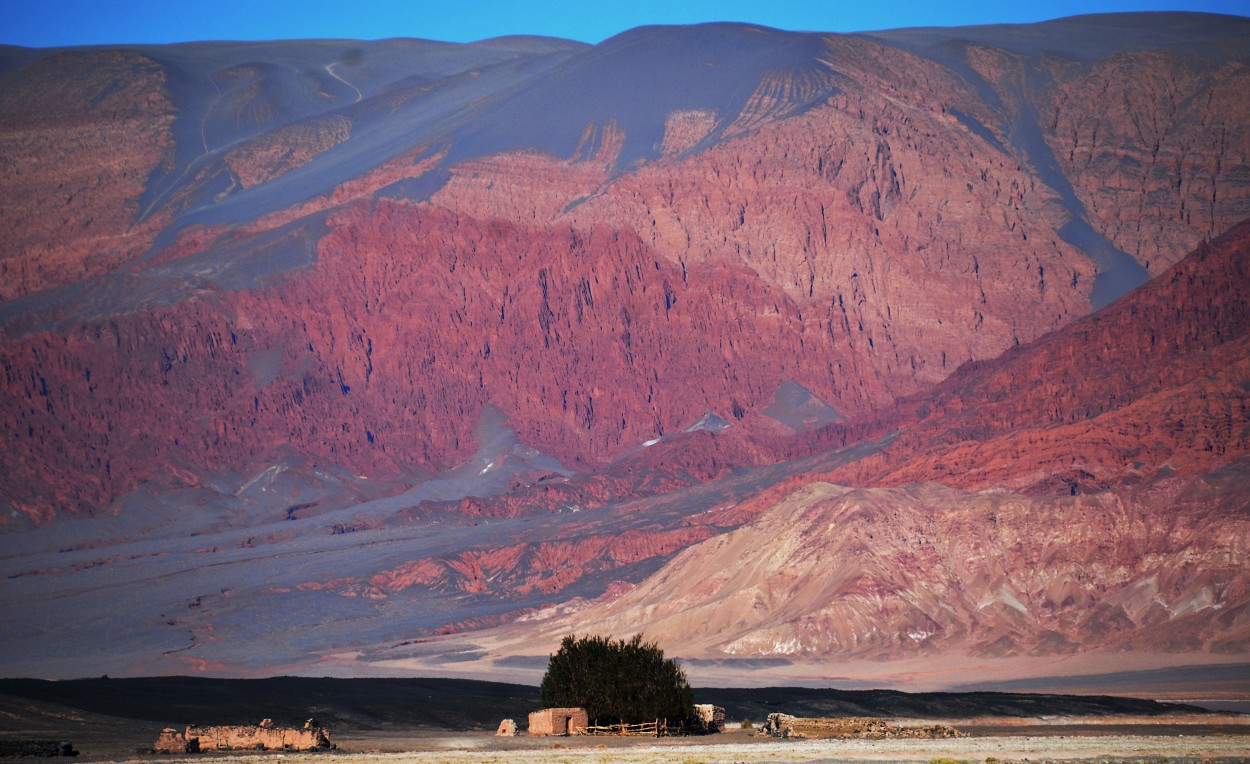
[527, 707, 588, 736]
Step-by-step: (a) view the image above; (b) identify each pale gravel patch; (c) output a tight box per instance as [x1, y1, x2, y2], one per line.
[115, 734, 1250, 764]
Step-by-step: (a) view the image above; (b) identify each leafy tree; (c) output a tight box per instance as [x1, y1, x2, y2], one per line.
[539, 634, 694, 724]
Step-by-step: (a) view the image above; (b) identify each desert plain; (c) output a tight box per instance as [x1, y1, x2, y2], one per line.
[26, 724, 1250, 764]
[3, 679, 1249, 764]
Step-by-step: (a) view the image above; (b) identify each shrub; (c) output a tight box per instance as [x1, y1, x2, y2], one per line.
[539, 634, 694, 725]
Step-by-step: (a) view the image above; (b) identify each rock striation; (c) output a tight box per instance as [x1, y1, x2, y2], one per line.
[504, 471, 1250, 662]
[799, 217, 1250, 494]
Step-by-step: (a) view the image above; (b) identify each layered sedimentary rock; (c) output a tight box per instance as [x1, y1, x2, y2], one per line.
[317, 524, 714, 600]
[508, 471, 1250, 661]
[0, 202, 857, 522]
[440, 33, 1090, 402]
[801, 218, 1250, 494]
[424, 208, 1250, 669]
[1044, 51, 1250, 273]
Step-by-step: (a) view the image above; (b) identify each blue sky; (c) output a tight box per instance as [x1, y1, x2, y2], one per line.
[4, 0, 1249, 48]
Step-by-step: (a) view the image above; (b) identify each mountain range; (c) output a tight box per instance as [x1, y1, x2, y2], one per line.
[0, 12, 1248, 692]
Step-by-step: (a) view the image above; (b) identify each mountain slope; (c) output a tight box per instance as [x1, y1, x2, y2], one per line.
[360, 216, 1250, 685]
[481, 469, 1250, 666]
[800, 217, 1250, 494]
[4, 16, 1247, 526]
[0, 14, 1248, 682]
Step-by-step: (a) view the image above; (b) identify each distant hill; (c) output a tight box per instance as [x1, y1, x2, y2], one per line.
[0, 677, 1211, 732]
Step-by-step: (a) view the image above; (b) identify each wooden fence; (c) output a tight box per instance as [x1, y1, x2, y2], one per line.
[580, 720, 662, 736]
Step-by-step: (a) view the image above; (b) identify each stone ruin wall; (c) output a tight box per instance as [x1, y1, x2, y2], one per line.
[154, 722, 331, 753]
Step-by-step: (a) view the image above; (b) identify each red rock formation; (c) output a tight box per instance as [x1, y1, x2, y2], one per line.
[318, 525, 716, 602]
[801, 218, 1250, 493]
[0, 200, 867, 522]
[1044, 51, 1250, 273]
[414, 212, 1250, 664]
[1, 20, 1248, 678]
[2, 22, 1246, 528]
[0, 51, 174, 299]
[224, 115, 352, 190]
[439, 33, 1090, 408]
[506, 470, 1250, 660]
[658, 110, 717, 157]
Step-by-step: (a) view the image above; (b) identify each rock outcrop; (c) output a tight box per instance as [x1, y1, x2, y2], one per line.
[2, 16, 1247, 525]
[502, 470, 1250, 662]
[1044, 50, 1250, 274]
[800, 217, 1250, 494]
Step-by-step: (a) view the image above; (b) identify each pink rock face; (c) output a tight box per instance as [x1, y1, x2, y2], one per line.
[1043, 51, 1250, 274]
[506, 473, 1250, 661]
[393, 213, 1250, 664]
[801, 219, 1250, 494]
[440, 33, 1091, 404]
[0, 202, 864, 521]
[224, 116, 353, 190]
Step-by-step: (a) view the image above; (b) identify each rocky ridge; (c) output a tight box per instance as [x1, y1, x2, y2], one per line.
[492, 471, 1250, 662]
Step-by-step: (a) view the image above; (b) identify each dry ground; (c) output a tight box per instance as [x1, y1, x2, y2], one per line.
[3, 680, 1247, 762]
[125, 727, 1250, 764]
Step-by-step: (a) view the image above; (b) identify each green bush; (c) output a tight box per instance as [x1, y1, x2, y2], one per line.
[539, 634, 694, 725]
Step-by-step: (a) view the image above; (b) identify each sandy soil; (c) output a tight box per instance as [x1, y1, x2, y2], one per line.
[109, 731, 1250, 764]
[6, 724, 1249, 762]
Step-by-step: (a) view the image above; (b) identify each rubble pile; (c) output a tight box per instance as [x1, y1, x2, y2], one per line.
[761, 713, 962, 739]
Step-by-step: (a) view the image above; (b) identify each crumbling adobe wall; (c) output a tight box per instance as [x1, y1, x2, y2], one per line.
[156, 721, 331, 753]
[153, 729, 197, 754]
[187, 724, 330, 751]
